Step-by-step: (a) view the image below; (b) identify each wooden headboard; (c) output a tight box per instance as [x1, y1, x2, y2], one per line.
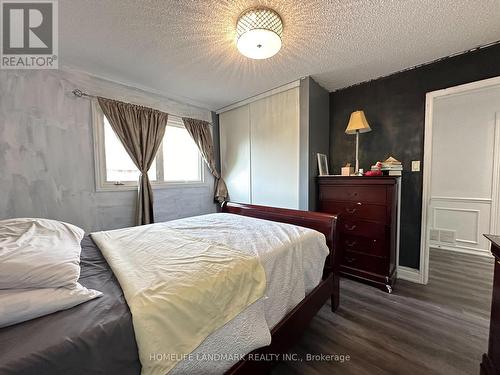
[221, 201, 340, 308]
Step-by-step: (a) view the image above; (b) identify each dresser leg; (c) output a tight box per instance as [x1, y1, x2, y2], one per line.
[331, 294, 339, 312]
[385, 285, 393, 294]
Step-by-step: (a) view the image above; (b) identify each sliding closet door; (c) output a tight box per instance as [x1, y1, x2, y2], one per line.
[219, 105, 251, 204]
[250, 88, 300, 209]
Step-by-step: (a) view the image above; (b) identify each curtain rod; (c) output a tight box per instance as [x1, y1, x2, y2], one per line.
[72, 89, 212, 125]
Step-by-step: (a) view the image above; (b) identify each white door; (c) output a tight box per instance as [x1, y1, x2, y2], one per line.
[219, 88, 300, 209]
[250, 88, 300, 209]
[219, 105, 251, 204]
[429, 85, 500, 257]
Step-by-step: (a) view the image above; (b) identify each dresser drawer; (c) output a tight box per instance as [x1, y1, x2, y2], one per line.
[342, 250, 388, 275]
[319, 185, 387, 204]
[319, 200, 387, 223]
[340, 233, 388, 257]
[339, 219, 386, 240]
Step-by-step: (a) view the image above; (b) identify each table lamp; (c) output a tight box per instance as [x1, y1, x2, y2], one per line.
[345, 110, 371, 175]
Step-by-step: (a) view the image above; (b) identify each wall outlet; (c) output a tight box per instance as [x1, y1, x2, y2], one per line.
[411, 160, 421, 172]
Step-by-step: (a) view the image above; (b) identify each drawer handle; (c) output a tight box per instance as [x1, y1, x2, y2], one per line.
[348, 192, 359, 197]
[344, 224, 357, 231]
[345, 207, 357, 214]
[345, 240, 357, 247]
[345, 256, 356, 263]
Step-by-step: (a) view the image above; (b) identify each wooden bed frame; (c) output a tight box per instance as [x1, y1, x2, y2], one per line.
[221, 202, 340, 374]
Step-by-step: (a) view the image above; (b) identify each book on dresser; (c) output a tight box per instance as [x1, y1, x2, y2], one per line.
[317, 176, 400, 293]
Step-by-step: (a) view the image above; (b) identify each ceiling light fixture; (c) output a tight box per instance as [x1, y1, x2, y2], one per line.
[236, 8, 283, 59]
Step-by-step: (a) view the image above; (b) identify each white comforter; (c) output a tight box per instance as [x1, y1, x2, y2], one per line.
[165, 213, 329, 374]
[94, 213, 329, 375]
[91, 219, 267, 375]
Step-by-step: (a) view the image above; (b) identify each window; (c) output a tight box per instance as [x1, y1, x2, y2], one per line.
[93, 102, 204, 191]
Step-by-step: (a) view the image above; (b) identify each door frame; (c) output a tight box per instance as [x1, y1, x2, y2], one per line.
[420, 76, 500, 284]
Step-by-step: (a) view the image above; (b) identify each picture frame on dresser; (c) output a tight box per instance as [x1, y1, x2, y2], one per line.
[317, 153, 329, 176]
[317, 176, 401, 293]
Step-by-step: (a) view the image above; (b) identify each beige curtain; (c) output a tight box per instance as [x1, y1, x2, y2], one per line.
[98, 97, 168, 225]
[182, 117, 228, 203]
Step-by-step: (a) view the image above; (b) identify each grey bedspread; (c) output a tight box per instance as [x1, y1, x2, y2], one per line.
[0, 236, 141, 375]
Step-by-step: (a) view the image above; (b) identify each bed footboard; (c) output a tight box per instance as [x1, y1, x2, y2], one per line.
[221, 202, 340, 375]
[221, 202, 340, 310]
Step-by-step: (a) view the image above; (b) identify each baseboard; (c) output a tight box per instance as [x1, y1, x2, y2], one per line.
[431, 245, 493, 258]
[397, 266, 424, 284]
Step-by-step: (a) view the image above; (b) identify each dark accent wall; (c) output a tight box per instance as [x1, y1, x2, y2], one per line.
[330, 43, 500, 269]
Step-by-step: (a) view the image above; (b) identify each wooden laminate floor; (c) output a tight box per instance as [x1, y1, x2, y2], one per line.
[273, 249, 494, 375]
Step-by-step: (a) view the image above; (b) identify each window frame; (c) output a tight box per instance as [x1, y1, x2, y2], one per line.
[92, 101, 206, 192]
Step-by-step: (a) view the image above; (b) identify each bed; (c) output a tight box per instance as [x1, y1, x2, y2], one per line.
[0, 203, 339, 375]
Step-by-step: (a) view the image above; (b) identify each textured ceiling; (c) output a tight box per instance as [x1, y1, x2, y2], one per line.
[60, 0, 500, 110]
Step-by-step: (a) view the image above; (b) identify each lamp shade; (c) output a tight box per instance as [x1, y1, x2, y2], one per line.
[345, 111, 371, 134]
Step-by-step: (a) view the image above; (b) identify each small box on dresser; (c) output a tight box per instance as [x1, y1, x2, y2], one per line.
[318, 176, 399, 293]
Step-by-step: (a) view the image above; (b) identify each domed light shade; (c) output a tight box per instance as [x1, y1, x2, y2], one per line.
[236, 8, 283, 59]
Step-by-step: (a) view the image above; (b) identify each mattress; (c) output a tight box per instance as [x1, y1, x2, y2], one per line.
[0, 213, 329, 375]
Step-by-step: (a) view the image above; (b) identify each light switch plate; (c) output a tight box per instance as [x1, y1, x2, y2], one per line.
[411, 160, 421, 172]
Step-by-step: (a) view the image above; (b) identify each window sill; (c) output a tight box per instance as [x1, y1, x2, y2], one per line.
[95, 181, 209, 192]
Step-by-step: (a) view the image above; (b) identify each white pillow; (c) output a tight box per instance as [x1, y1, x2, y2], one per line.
[0, 218, 85, 289]
[0, 283, 102, 328]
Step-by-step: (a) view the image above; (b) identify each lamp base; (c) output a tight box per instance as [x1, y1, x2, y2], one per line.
[354, 130, 361, 175]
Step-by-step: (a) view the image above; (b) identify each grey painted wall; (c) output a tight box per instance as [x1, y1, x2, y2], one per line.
[0, 69, 216, 233]
[307, 78, 330, 211]
[298, 78, 310, 210]
[298, 77, 330, 210]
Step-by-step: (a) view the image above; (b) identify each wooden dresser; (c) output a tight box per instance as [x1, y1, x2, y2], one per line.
[481, 235, 500, 375]
[318, 176, 399, 292]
